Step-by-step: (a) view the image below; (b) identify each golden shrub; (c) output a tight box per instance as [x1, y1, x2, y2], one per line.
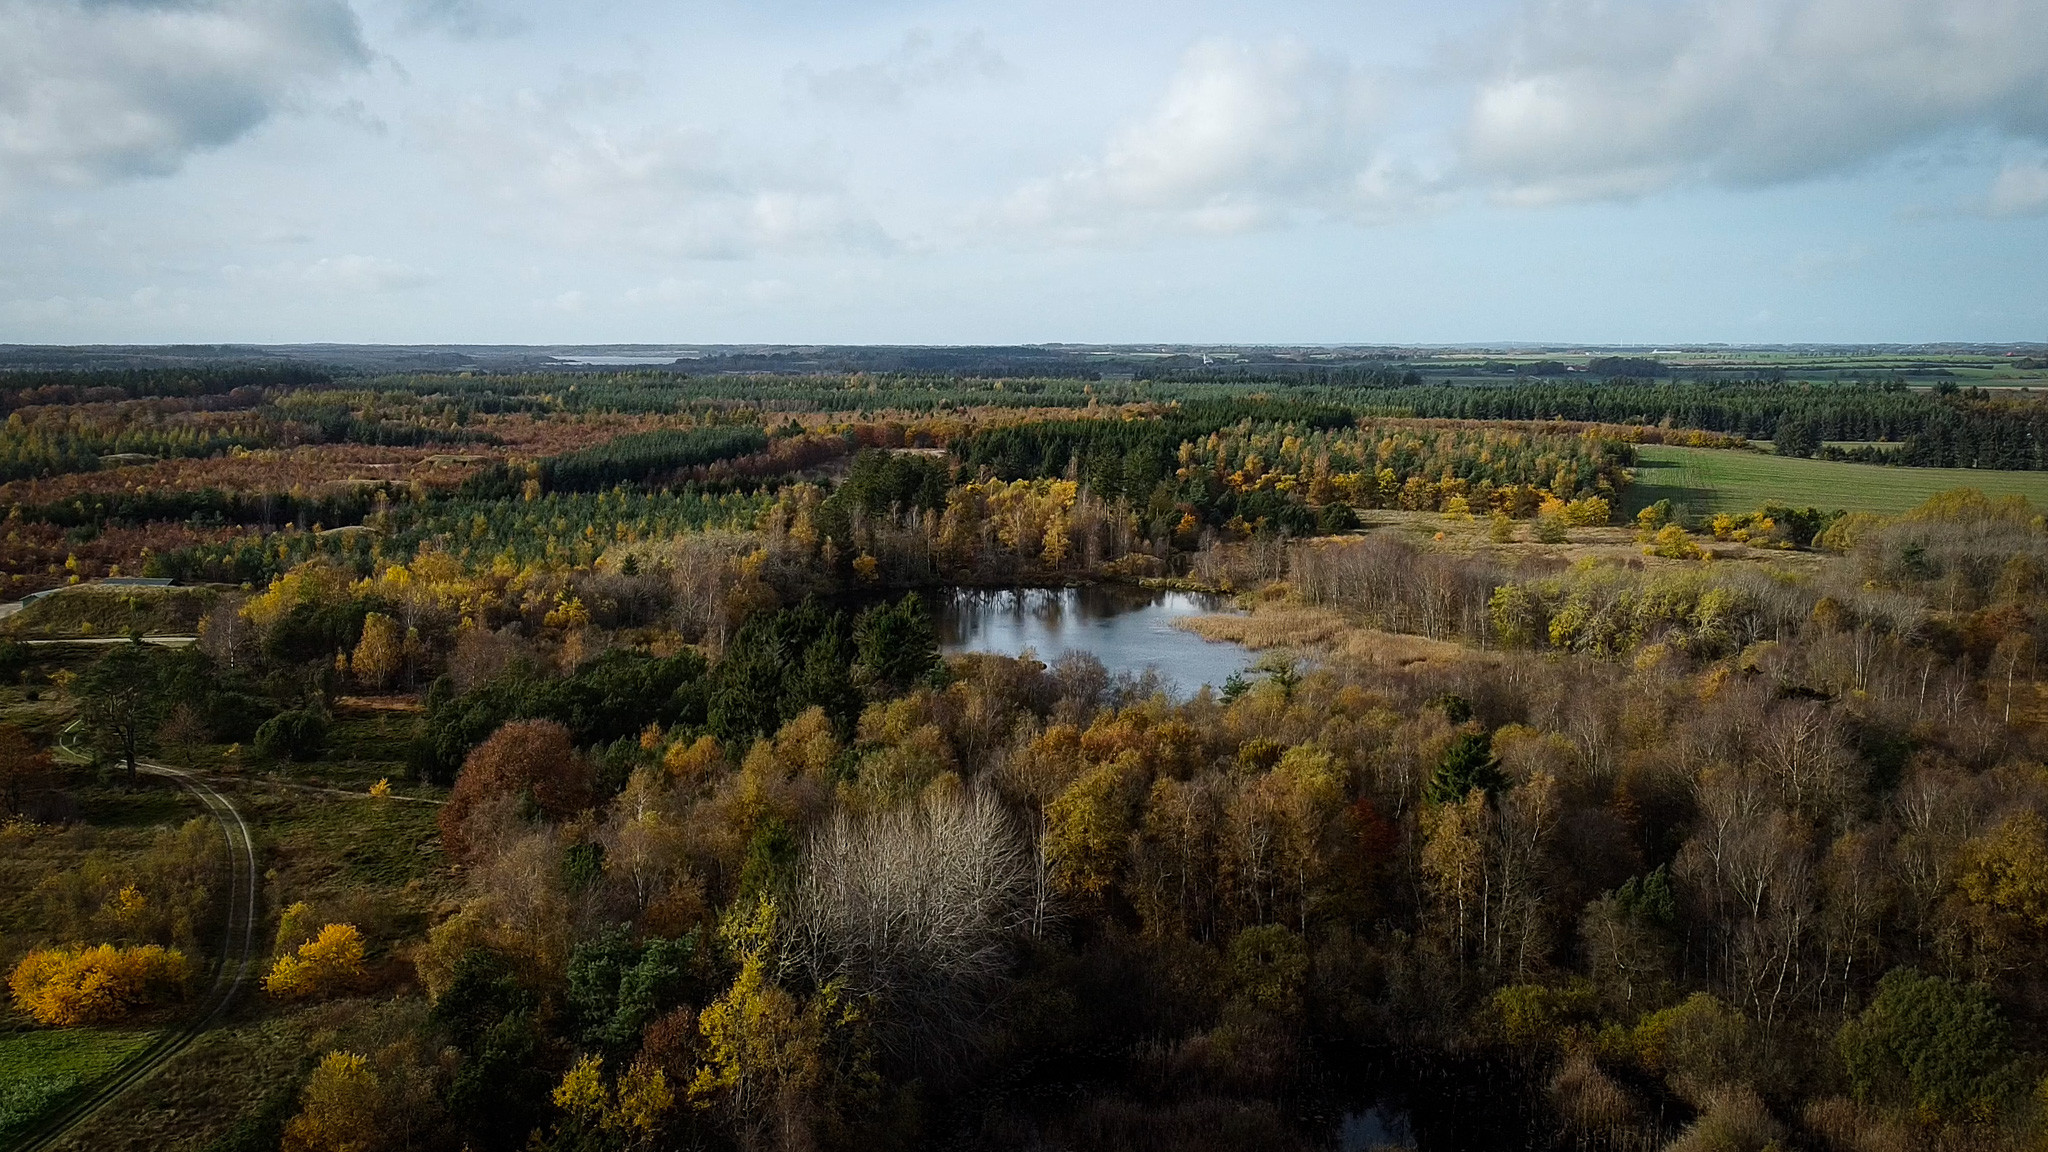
[264, 923, 366, 1000]
[8, 942, 192, 1025]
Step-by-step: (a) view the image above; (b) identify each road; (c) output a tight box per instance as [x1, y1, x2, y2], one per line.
[10, 635, 199, 648]
[15, 739, 262, 1152]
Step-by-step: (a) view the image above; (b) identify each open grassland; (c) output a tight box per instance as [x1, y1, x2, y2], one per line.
[1, 587, 219, 638]
[1626, 444, 2048, 515]
[0, 1028, 158, 1144]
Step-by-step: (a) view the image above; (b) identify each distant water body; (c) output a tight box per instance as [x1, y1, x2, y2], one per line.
[931, 586, 1247, 694]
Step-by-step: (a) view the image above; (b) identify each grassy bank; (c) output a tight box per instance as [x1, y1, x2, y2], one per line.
[1625, 445, 2048, 516]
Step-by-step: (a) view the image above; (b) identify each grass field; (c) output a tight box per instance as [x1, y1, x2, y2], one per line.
[1624, 446, 2048, 516]
[0, 1028, 157, 1142]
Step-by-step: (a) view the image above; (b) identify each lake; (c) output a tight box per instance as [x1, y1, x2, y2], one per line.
[931, 585, 1247, 694]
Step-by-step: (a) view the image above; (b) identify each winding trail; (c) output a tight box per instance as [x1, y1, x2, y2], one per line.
[15, 739, 262, 1152]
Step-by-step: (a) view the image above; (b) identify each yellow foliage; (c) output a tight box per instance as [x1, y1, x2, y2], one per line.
[555, 1054, 675, 1138]
[852, 552, 880, 582]
[264, 923, 366, 1000]
[349, 612, 404, 690]
[544, 596, 592, 630]
[282, 1051, 381, 1152]
[368, 778, 391, 799]
[275, 900, 318, 956]
[8, 943, 192, 1025]
[1646, 524, 1703, 560]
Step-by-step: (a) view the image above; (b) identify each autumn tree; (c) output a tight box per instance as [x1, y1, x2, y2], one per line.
[440, 719, 594, 865]
[283, 1052, 383, 1152]
[350, 610, 404, 690]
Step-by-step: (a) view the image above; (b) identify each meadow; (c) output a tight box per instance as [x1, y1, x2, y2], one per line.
[0, 1028, 158, 1143]
[1625, 443, 2048, 514]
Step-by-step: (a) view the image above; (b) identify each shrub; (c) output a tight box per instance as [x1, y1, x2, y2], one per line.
[255, 708, 328, 762]
[264, 923, 366, 1000]
[8, 943, 192, 1025]
[1647, 524, 1703, 560]
[1837, 967, 2022, 1122]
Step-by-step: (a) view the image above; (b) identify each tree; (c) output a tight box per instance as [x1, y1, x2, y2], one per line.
[1045, 760, 1139, 903]
[785, 786, 1032, 1058]
[255, 707, 328, 762]
[1837, 968, 2021, 1122]
[1774, 415, 1821, 458]
[77, 640, 163, 777]
[690, 901, 861, 1152]
[1427, 731, 1506, 806]
[350, 611, 404, 690]
[282, 1052, 382, 1152]
[440, 720, 594, 864]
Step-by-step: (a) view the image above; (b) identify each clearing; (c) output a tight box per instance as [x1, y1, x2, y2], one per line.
[1624, 445, 2048, 516]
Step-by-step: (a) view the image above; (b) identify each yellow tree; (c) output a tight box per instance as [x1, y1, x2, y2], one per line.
[349, 612, 403, 690]
[282, 1052, 382, 1152]
[691, 900, 844, 1152]
[1045, 758, 1139, 903]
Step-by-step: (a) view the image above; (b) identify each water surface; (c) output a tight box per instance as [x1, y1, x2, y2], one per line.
[932, 586, 1246, 693]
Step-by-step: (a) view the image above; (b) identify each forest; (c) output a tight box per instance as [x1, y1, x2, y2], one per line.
[2, 354, 2047, 1152]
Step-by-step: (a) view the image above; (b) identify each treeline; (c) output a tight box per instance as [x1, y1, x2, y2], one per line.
[143, 487, 769, 585]
[412, 594, 936, 784]
[0, 363, 333, 410]
[32, 485, 390, 532]
[951, 400, 1357, 497]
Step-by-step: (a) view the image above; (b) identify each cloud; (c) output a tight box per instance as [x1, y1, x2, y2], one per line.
[1001, 38, 1421, 240]
[223, 255, 434, 292]
[1462, 0, 2048, 203]
[0, 0, 369, 188]
[397, 0, 524, 39]
[1987, 157, 2048, 215]
[418, 87, 894, 258]
[791, 30, 1009, 108]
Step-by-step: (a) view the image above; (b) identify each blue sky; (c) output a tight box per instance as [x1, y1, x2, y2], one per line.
[1, 0, 2044, 345]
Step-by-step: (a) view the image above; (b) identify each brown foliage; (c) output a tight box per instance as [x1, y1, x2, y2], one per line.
[439, 719, 593, 864]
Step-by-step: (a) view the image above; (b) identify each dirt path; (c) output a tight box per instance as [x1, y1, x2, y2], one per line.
[17, 746, 262, 1152]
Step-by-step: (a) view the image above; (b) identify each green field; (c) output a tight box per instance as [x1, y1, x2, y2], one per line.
[1625, 445, 2048, 516]
[0, 1028, 157, 1142]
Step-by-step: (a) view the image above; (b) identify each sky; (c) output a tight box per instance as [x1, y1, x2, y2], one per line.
[0, 0, 2044, 346]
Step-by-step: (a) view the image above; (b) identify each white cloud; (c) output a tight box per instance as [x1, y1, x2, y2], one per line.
[791, 30, 1008, 108]
[223, 255, 434, 292]
[418, 87, 894, 258]
[1987, 157, 2048, 215]
[1462, 0, 2048, 204]
[1001, 38, 1422, 240]
[0, 0, 369, 188]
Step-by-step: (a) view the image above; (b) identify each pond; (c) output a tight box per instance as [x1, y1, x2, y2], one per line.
[930, 585, 1248, 694]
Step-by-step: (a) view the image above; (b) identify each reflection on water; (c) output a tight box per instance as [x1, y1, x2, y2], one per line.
[933, 586, 1246, 694]
[1336, 1106, 1417, 1151]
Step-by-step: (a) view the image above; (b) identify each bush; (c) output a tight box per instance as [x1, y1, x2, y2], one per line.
[1837, 967, 2022, 1122]
[8, 943, 192, 1025]
[1647, 524, 1703, 560]
[264, 923, 366, 1000]
[255, 708, 328, 762]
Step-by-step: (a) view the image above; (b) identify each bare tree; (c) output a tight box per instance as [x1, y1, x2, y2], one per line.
[783, 785, 1035, 1063]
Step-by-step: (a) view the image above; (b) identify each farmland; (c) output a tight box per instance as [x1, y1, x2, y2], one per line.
[1625, 443, 2048, 515]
